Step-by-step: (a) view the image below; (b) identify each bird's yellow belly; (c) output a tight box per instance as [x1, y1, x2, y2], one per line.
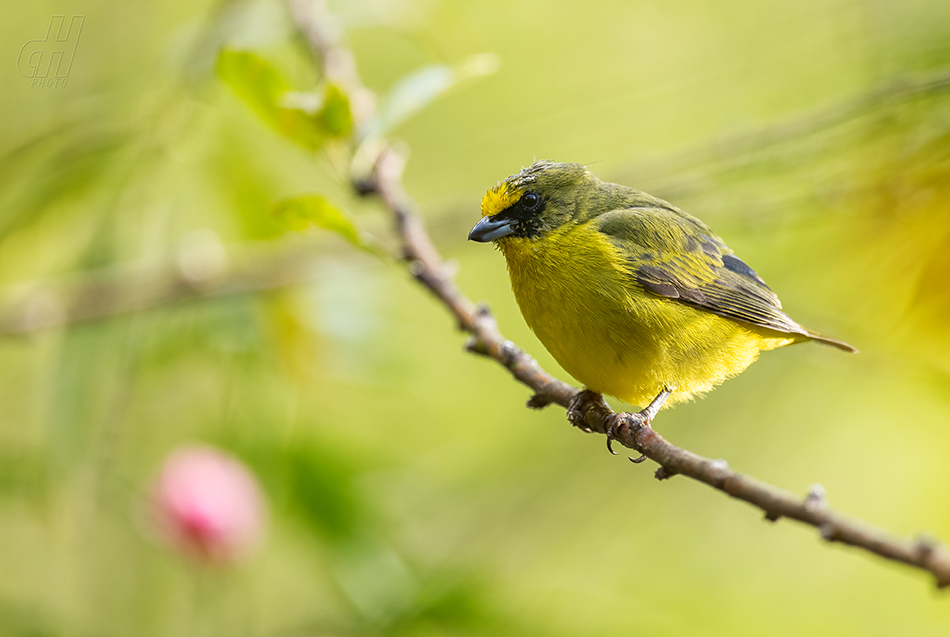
[501, 230, 794, 408]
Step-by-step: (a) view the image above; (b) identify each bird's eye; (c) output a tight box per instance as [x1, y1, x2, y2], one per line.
[521, 192, 541, 211]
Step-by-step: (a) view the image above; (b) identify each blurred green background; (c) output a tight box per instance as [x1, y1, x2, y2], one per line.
[2, 0, 950, 635]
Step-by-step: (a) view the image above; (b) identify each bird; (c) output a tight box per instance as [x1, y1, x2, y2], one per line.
[468, 160, 856, 425]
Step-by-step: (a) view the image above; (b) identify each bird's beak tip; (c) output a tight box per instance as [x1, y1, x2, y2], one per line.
[468, 215, 514, 242]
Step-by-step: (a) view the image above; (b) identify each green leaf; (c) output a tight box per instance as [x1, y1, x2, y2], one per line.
[216, 48, 286, 110]
[319, 84, 353, 137]
[272, 195, 361, 243]
[365, 53, 500, 140]
[216, 49, 352, 149]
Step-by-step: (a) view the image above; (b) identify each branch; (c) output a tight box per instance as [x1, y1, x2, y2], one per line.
[619, 66, 950, 200]
[286, 0, 950, 589]
[0, 241, 333, 336]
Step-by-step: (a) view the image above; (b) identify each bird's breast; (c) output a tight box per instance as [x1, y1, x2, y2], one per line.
[498, 224, 659, 395]
[496, 223, 787, 407]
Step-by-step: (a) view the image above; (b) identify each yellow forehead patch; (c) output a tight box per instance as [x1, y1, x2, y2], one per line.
[480, 181, 522, 218]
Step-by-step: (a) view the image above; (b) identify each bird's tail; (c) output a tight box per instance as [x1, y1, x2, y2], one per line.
[804, 329, 859, 353]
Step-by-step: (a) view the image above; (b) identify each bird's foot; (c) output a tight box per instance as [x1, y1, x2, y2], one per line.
[566, 389, 610, 433]
[605, 413, 638, 456]
[606, 386, 676, 459]
[568, 387, 675, 460]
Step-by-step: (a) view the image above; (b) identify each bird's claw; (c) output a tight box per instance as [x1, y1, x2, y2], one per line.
[571, 387, 676, 463]
[567, 389, 609, 433]
[605, 415, 621, 455]
[606, 411, 645, 458]
[608, 386, 677, 462]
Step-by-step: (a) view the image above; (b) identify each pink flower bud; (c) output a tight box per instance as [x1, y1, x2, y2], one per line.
[153, 446, 266, 565]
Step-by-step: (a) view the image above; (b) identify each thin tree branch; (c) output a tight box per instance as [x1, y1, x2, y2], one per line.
[286, 0, 950, 589]
[0, 241, 336, 336]
[625, 65, 950, 193]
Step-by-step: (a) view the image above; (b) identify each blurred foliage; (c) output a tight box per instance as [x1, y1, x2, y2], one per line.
[361, 53, 500, 141]
[1, 0, 950, 636]
[271, 195, 363, 246]
[216, 48, 353, 148]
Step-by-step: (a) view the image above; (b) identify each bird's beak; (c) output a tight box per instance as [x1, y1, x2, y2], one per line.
[468, 215, 515, 242]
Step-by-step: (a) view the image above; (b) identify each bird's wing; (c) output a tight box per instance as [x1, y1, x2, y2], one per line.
[595, 206, 807, 336]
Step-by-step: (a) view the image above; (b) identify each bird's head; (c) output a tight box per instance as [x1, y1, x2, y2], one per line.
[468, 161, 596, 243]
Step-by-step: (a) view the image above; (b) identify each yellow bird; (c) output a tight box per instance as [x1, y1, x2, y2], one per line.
[469, 161, 856, 421]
